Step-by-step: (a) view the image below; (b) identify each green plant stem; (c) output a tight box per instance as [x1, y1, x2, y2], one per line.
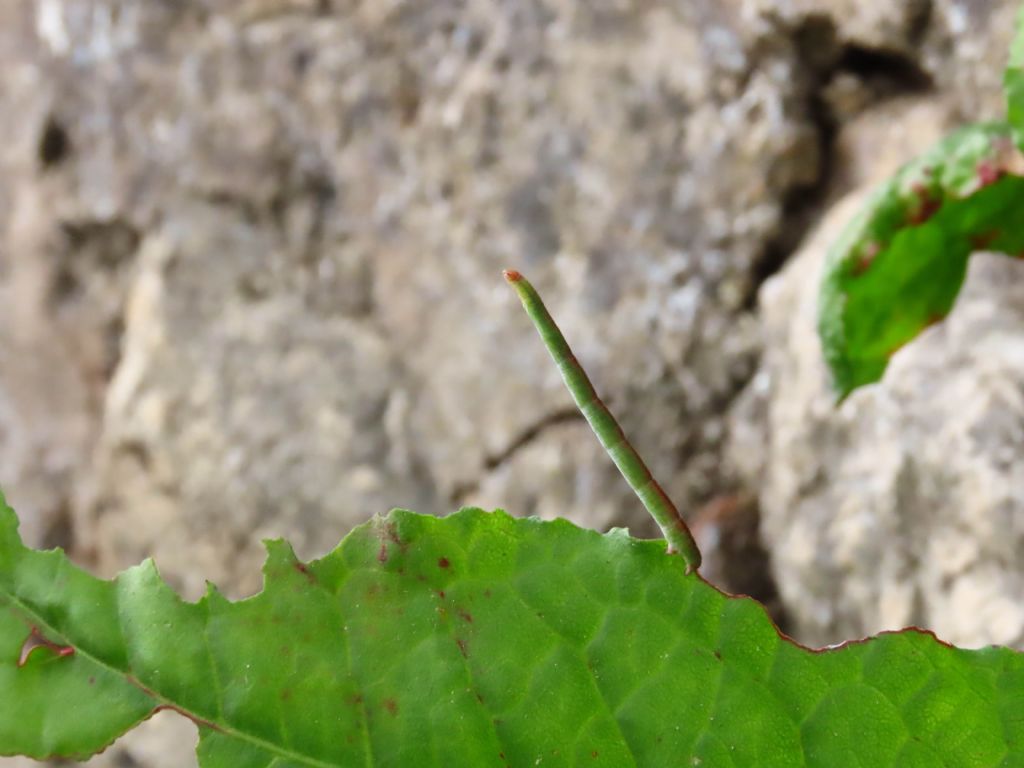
[503, 269, 702, 573]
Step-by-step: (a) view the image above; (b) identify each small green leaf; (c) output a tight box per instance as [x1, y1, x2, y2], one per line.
[819, 121, 1024, 398]
[1006, 5, 1024, 139]
[2, 491, 1023, 766]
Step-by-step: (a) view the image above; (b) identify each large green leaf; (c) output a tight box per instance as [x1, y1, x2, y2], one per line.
[2, 492, 1023, 766]
[818, 121, 1024, 399]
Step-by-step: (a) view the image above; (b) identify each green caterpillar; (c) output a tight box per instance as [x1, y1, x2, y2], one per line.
[504, 270, 702, 573]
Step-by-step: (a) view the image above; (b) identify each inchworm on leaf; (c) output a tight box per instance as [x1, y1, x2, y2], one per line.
[504, 269, 701, 573]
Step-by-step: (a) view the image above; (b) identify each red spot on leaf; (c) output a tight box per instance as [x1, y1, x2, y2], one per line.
[293, 561, 316, 584]
[908, 183, 941, 225]
[18, 627, 75, 667]
[592, 751, 599, 758]
[374, 520, 407, 564]
[970, 229, 1000, 250]
[851, 241, 881, 276]
[383, 698, 399, 716]
[384, 523, 403, 546]
[437, 590, 446, 599]
[976, 159, 1002, 187]
[458, 609, 474, 623]
[438, 557, 450, 569]
[713, 650, 722, 661]
[456, 638, 469, 658]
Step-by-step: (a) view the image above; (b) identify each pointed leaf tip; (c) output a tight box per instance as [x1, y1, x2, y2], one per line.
[503, 269, 522, 282]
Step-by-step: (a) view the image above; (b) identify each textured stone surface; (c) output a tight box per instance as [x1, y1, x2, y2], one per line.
[1, 0, 827, 582]
[0, 0, 1022, 765]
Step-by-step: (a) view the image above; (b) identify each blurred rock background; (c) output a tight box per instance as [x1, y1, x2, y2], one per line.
[1, 0, 1022, 765]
